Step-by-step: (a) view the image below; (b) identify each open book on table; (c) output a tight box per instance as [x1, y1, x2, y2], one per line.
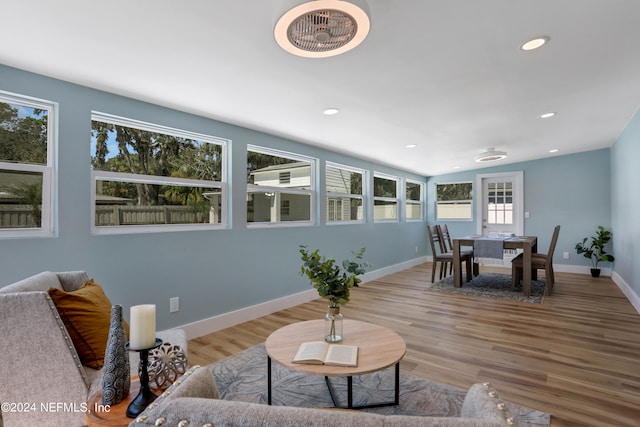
[292, 341, 358, 367]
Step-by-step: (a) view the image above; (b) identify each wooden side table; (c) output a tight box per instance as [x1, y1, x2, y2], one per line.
[85, 378, 141, 427]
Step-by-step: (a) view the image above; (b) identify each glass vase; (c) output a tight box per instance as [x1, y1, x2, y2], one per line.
[325, 304, 343, 343]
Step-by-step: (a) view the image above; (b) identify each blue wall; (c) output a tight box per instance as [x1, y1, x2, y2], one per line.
[611, 108, 640, 296]
[0, 65, 427, 330]
[426, 149, 613, 270]
[3, 62, 637, 330]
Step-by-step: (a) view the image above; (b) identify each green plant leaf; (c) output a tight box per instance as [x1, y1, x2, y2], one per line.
[299, 245, 369, 306]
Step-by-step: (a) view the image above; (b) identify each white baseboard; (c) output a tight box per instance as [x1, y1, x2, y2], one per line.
[361, 256, 429, 282]
[553, 264, 613, 276]
[180, 256, 430, 339]
[180, 288, 318, 339]
[611, 271, 640, 314]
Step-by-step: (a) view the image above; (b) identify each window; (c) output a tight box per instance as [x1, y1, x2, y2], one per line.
[0, 92, 55, 238]
[247, 146, 315, 225]
[405, 180, 424, 221]
[436, 182, 473, 220]
[325, 162, 365, 223]
[90, 112, 227, 234]
[373, 173, 399, 221]
[487, 181, 513, 225]
[281, 200, 290, 216]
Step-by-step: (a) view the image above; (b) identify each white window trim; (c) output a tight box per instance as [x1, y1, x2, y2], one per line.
[90, 112, 228, 235]
[0, 91, 56, 239]
[92, 112, 227, 144]
[325, 161, 366, 225]
[247, 145, 316, 228]
[373, 172, 400, 223]
[405, 179, 424, 222]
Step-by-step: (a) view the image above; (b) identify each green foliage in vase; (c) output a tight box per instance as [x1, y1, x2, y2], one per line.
[299, 246, 370, 306]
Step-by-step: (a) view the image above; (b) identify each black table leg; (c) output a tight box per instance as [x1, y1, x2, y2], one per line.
[394, 361, 400, 405]
[267, 355, 272, 405]
[323, 363, 400, 409]
[325, 376, 338, 407]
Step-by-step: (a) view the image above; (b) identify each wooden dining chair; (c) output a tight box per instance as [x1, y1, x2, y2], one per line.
[440, 224, 475, 275]
[427, 225, 473, 283]
[511, 225, 561, 295]
[439, 224, 454, 274]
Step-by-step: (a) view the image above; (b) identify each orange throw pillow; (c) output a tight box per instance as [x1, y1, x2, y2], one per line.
[48, 280, 129, 369]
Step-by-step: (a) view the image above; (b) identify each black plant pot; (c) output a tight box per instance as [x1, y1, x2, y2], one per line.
[590, 268, 601, 278]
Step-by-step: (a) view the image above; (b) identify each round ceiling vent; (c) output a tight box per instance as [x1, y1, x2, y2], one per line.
[275, 1, 370, 58]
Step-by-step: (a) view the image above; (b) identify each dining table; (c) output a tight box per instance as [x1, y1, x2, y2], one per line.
[452, 235, 538, 296]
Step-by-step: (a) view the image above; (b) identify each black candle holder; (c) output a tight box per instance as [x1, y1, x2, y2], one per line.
[125, 338, 163, 418]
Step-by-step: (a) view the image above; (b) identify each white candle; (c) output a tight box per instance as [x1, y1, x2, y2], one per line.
[129, 304, 156, 350]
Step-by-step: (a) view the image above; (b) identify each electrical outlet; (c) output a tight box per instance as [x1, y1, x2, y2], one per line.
[170, 297, 179, 313]
[563, 251, 570, 260]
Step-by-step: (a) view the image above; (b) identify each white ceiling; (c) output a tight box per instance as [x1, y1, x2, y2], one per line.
[2, 0, 640, 176]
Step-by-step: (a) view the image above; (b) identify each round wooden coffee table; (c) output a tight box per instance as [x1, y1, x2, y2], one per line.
[265, 319, 406, 409]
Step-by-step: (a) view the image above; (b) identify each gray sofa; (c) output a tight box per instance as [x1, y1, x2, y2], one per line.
[0, 271, 187, 427]
[128, 365, 516, 427]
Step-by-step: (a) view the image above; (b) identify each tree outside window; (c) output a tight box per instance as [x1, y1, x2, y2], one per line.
[0, 93, 54, 237]
[436, 182, 473, 220]
[90, 113, 226, 233]
[373, 173, 399, 221]
[405, 180, 423, 221]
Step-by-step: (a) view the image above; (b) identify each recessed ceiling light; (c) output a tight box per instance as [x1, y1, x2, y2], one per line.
[405, 144, 417, 149]
[323, 108, 340, 115]
[540, 112, 556, 119]
[520, 36, 549, 51]
[549, 149, 559, 153]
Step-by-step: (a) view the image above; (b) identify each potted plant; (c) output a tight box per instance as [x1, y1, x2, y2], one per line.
[575, 226, 615, 277]
[299, 246, 369, 343]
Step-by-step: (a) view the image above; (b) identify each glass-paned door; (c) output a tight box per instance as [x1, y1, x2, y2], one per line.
[478, 173, 523, 237]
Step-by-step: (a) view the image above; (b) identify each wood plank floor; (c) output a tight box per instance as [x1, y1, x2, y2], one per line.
[188, 263, 640, 427]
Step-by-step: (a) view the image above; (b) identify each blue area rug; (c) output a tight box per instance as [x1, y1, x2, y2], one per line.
[208, 342, 550, 426]
[428, 272, 546, 304]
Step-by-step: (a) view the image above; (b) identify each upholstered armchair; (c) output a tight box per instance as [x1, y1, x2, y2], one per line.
[0, 271, 187, 427]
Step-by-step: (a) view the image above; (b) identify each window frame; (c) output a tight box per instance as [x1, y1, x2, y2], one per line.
[405, 179, 424, 222]
[0, 91, 56, 239]
[325, 161, 366, 225]
[373, 172, 399, 222]
[246, 145, 316, 228]
[90, 112, 228, 235]
[435, 181, 473, 221]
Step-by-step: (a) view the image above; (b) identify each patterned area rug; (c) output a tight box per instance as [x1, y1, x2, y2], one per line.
[427, 272, 546, 304]
[208, 343, 550, 427]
